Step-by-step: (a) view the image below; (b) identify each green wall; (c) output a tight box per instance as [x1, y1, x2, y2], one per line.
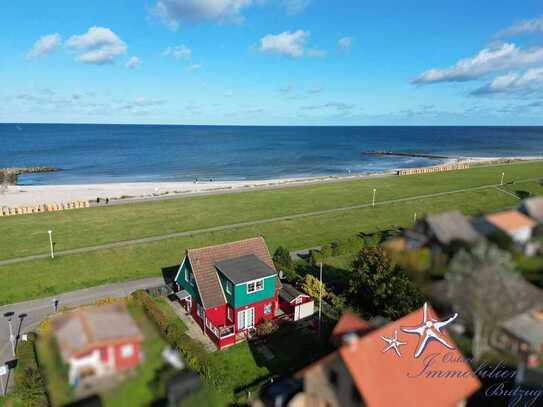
[233, 275, 276, 308]
[175, 257, 201, 303]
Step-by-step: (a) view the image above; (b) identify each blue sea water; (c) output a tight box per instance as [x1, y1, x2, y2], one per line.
[1, 124, 543, 185]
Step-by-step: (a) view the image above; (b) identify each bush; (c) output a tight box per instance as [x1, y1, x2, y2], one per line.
[132, 291, 225, 388]
[255, 319, 279, 337]
[301, 274, 328, 299]
[331, 236, 363, 256]
[12, 333, 48, 406]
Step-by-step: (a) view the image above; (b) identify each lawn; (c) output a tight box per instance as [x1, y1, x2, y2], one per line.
[1, 161, 542, 261]
[0, 184, 527, 305]
[35, 299, 174, 407]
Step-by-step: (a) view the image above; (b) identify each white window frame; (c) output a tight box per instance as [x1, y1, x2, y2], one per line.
[196, 303, 204, 320]
[121, 344, 134, 358]
[295, 296, 303, 305]
[227, 306, 233, 322]
[226, 280, 232, 295]
[247, 278, 264, 294]
[238, 307, 255, 330]
[185, 267, 189, 282]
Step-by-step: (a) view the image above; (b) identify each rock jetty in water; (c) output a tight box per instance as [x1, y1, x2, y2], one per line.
[0, 167, 61, 185]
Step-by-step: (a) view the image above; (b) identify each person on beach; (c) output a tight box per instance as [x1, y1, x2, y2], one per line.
[105, 198, 109, 204]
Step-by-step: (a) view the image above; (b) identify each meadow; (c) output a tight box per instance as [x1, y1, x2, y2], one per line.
[0, 161, 541, 305]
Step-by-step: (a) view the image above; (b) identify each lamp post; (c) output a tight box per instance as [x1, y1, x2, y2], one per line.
[500, 172, 505, 186]
[48, 230, 54, 259]
[3, 311, 15, 357]
[372, 188, 377, 208]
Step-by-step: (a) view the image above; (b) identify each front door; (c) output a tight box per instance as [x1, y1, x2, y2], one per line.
[237, 307, 255, 331]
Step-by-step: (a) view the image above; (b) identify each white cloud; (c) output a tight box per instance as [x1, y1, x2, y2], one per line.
[413, 43, 543, 84]
[163, 45, 192, 60]
[259, 30, 309, 58]
[153, 0, 252, 29]
[498, 15, 543, 37]
[283, 0, 310, 16]
[66, 26, 127, 64]
[472, 67, 543, 96]
[26, 33, 62, 59]
[187, 63, 201, 71]
[337, 36, 353, 52]
[126, 56, 141, 69]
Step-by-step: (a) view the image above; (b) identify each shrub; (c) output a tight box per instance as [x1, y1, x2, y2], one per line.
[301, 274, 328, 299]
[255, 319, 279, 337]
[13, 333, 48, 406]
[132, 290, 226, 388]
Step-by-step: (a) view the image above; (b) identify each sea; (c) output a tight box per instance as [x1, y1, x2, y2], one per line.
[1, 124, 543, 185]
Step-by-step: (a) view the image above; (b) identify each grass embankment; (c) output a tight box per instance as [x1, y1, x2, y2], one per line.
[0, 161, 541, 305]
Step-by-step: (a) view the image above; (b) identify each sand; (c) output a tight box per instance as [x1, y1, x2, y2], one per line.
[1, 156, 541, 208]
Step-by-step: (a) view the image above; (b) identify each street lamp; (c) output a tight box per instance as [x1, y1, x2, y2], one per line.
[3, 311, 15, 357]
[372, 188, 377, 208]
[500, 172, 505, 186]
[48, 230, 54, 259]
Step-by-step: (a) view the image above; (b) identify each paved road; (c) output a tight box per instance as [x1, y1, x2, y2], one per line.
[0, 277, 164, 395]
[1, 178, 535, 267]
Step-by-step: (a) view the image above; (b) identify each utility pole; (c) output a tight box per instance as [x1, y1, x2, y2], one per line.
[3, 312, 15, 357]
[48, 230, 54, 259]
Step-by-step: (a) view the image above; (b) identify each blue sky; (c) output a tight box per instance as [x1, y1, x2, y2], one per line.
[2, 0, 543, 125]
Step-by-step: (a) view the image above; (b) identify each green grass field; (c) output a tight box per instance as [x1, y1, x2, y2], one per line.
[0, 161, 541, 305]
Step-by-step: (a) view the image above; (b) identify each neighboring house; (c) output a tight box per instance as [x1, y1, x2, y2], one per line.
[405, 211, 480, 249]
[475, 209, 536, 245]
[495, 306, 543, 368]
[52, 303, 144, 385]
[293, 305, 481, 407]
[519, 196, 543, 223]
[174, 237, 281, 349]
[278, 284, 314, 321]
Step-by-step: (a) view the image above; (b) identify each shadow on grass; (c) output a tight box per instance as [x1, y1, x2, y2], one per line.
[161, 264, 180, 286]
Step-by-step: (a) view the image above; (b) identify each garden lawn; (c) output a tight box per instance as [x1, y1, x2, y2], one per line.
[0, 186, 524, 305]
[1, 161, 542, 260]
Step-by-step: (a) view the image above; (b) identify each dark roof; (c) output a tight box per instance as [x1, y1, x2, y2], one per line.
[501, 307, 543, 348]
[215, 254, 277, 284]
[519, 197, 543, 222]
[186, 237, 277, 308]
[279, 283, 307, 303]
[425, 211, 481, 245]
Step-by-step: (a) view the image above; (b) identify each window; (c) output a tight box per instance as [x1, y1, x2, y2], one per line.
[227, 306, 233, 322]
[226, 280, 232, 295]
[184, 267, 188, 282]
[121, 344, 134, 358]
[247, 279, 264, 294]
[197, 303, 204, 319]
[295, 296, 303, 305]
[264, 303, 272, 315]
[189, 272, 195, 286]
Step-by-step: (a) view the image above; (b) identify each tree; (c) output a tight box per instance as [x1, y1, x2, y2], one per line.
[273, 246, 293, 271]
[301, 274, 328, 299]
[348, 246, 422, 319]
[447, 242, 527, 360]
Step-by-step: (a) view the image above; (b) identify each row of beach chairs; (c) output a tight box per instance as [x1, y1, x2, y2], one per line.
[0, 201, 90, 216]
[397, 163, 470, 176]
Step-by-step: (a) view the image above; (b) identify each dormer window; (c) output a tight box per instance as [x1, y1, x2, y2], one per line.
[247, 279, 264, 294]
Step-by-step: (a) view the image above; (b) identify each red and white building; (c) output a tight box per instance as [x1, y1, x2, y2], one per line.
[52, 303, 144, 385]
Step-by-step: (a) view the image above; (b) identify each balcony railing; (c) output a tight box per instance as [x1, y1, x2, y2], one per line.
[205, 318, 235, 339]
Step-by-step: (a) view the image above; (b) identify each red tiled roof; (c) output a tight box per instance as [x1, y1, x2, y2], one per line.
[330, 312, 372, 344]
[339, 305, 481, 407]
[485, 210, 537, 233]
[187, 236, 277, 309]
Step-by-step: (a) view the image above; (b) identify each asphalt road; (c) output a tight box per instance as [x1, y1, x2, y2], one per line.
[0, 277, 164, 395]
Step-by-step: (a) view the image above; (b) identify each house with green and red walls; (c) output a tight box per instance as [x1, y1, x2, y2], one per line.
[174, 237, 281, 349]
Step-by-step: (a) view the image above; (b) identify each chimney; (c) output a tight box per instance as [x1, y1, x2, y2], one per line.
[342, 332, 359, 351]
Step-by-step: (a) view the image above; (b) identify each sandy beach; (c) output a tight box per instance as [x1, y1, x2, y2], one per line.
[1, 156, 541, 208]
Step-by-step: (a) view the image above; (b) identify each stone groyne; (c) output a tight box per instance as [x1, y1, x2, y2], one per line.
[0, 167, 61, 185]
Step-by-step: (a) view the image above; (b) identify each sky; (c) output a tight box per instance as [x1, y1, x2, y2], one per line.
[2, 0, 543, 125]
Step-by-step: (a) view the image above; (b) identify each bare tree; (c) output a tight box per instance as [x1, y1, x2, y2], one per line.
[447, 242, 525, 360]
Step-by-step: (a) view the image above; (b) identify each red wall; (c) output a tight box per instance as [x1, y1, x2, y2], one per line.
[113, 341, 142, 370]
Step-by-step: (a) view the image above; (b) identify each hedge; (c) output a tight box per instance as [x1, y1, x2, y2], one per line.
[131, 290, 224, 389]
